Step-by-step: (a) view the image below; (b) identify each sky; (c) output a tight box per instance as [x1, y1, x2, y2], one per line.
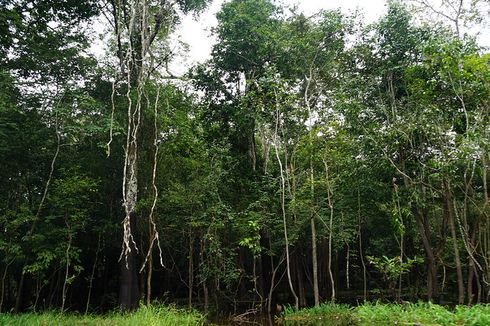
[89, 0, 489, 74]
[171, 0, 387, 73]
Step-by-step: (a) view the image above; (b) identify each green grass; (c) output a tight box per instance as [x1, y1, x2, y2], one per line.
[282, 303, 354, 325]
[283, 302, 490, 326]
[0, 305, 205, 326]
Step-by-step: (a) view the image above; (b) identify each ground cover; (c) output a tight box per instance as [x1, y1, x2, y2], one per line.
[0, 305, 205, 326]
[283, 302, 490, 326]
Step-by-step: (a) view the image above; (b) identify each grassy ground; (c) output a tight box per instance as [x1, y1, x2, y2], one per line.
[283, 302, 490, 326]
[0, 305, 205, 326]
[282, 303, 354, 326]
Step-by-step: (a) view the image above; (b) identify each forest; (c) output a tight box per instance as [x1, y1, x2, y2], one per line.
[0, 0, 490, 322]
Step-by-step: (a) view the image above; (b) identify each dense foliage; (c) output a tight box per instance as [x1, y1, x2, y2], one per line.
[0, 0, 489, 315]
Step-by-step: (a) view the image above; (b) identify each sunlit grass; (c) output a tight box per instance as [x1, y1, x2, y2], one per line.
[283, 302, 490, 326]
[0, 304, 205, 326]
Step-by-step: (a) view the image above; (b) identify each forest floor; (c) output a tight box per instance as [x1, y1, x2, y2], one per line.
[282, 302, 490, 325]
[2, 302, 490, 325]
[0, 305, 205, 326]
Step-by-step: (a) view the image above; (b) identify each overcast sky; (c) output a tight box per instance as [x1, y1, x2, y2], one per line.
[169, 0, 489, 74]
[170, 0, 388, 73]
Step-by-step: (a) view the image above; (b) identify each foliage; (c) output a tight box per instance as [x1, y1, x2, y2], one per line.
[1, 0, 489, 315]
[0, 304, 204, 326]
[367, 255, 423, 283]
[355, 302, 490, 326]
[284, 302, 490, 326]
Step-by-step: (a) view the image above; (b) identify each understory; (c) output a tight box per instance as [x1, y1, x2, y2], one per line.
[283, 302, 490, 326]
[0, 305, 204, 326]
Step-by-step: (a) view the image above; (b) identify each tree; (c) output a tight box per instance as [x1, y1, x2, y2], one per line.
[102, 0, 211, 310]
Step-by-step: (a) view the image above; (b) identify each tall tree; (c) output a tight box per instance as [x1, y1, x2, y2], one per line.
[104, 0, 210, 310]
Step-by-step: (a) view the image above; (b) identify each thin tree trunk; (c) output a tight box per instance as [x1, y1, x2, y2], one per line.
[468, 262, 475, 305]
[305, 67, 319, 306]
[466, 212, 480, 305]
[323, 158, 335, 302]
[358, 187, 367, 301]
[252, 257, 263, 306]
[47, 267, 61, 309]
[311, 218, 319, 306]
[310, 157, 319, 306]
[444, 180, 465, 304]
[188, 229, 194, 309]
[85, 234, 101, 314]
[260, 233, 272, 312]
[146, 251, 153, 305]
[294, 254, 306, 307]
[275, 144, 298, 309]
[480, 155, 489, 302]
[203, 281, 209, 313]
[61, 220, 72, 312]
[483, 156, 489, 206]
[273, 93, 298, 310]
[0, 260, 13, 313]
[346, 242, 350, 290]
[267, 251, 285, 313]
[199, 235, 209, 313]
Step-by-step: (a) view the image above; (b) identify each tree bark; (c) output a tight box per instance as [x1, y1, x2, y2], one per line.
[14, 273, 26, 313]
[294, 253, 306, 307]
[357, 187, 367, 301]
[260, 232, 272, 312]
[188, 229, 194, 309]
[119, 212, 140, 311]
[323, 158, 335, 302]
[311, 217, 320, 306]
[85, 234, 101, 314]
[444, 179, 465, 304]
[0, 260, 12, 313]
[273, 97, 299, 310]
[310, 157, 320, 306]
[413, 207, 439, 302]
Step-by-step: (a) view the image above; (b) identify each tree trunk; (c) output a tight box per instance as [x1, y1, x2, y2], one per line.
[346, 242, 350, 290]
[311, 218, 320, 306]
[444, 180, 465, 304]
[273, 101, 298, 310]
[85, 234, 101, 314]
[266, 244, 284, 314]
[260, 232, 273, 312]
[413, 208, 439, 302]
[188, 230, 194, 309]
[467, 263, 475, 305]
[467, 220, 481, 304]
[358, 188, 367, 301]
[203, 281, 209, 313]
[0, 261, 11, 313]
[61, 219, 72, 312]
[145, 249, 153, 305]
[14, 272, 26, 313]
[323, 158, 335, 302]
[294, 253, 306, 307]
[119, 212, 140, 311]
[310, 157, 319, 306]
